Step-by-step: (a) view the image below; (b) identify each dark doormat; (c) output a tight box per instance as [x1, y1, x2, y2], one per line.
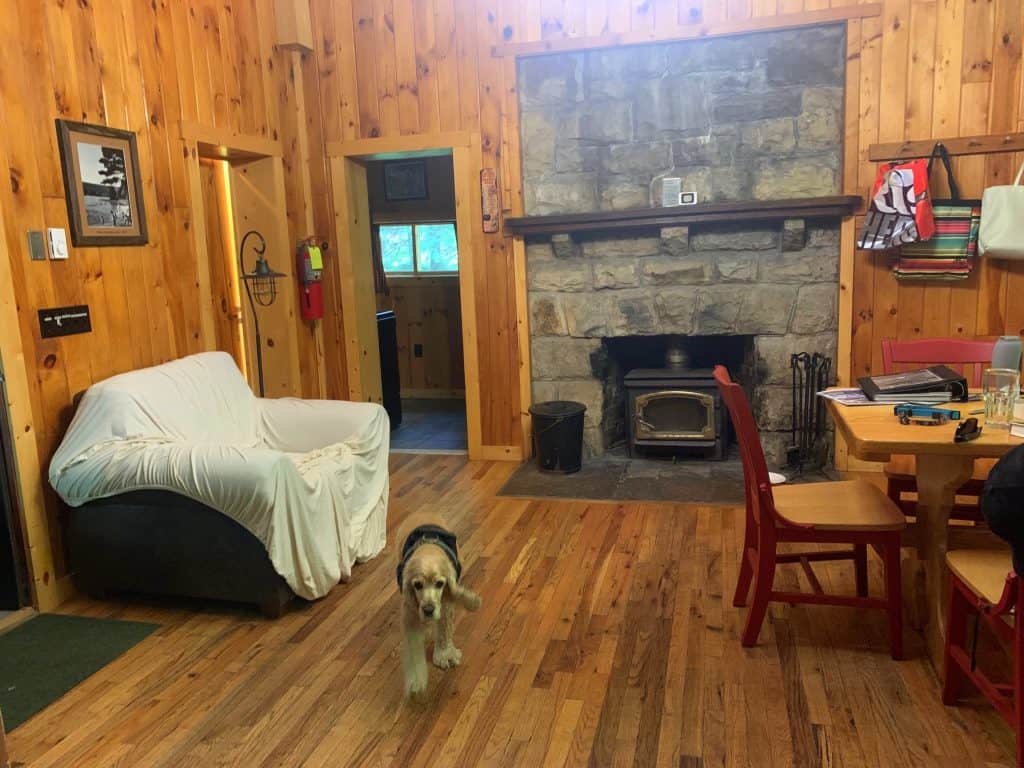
[499, 446, 746, 504]
[0, 613, 159, 730]
[499, 446, 836, 504]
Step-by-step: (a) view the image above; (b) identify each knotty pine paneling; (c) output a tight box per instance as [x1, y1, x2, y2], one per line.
[309, 0, 1024, 450]
[378, 279, 466, 395]
[0, 0, 325, 602]
[3, 0, 1021, 606]
[848, 0, 1024, 382]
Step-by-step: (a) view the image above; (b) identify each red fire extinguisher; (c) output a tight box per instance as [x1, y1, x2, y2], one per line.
[296, 240, 325, 321]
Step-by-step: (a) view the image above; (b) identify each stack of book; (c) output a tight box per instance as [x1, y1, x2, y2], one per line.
[857, 366, 969, 404]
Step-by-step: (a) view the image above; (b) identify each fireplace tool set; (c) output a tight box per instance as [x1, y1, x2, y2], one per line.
[788, 352, 832, 473]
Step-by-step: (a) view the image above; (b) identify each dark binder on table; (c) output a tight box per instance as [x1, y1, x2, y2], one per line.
[858, 365, 969, 403]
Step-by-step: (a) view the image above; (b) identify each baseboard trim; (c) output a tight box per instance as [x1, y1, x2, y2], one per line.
[390, 448, 468, 456]
[476, 445, 524, 462]
[401, 389, 466, 400]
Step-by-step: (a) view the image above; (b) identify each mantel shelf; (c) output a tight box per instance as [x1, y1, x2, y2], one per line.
[503, 196, 862, 237]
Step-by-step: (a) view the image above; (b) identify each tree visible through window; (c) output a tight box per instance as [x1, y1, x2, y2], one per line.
[379, 222, 458, 275]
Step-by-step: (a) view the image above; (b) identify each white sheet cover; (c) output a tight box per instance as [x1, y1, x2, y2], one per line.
[48, 352, 389, 600]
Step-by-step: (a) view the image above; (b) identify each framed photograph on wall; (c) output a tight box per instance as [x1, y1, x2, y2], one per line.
[55, 119, 148, 246]
[383, 160, 428, 202]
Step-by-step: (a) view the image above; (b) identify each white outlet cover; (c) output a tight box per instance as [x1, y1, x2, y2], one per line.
[47, 227, 69, 260]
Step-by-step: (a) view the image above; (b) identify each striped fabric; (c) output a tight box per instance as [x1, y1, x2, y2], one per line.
[893, 202, 982, 280]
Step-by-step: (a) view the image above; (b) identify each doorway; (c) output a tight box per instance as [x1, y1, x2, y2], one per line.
[182, 124, 305, 400]
[329, 134, 484, 457]
[367, 157, 467, 452]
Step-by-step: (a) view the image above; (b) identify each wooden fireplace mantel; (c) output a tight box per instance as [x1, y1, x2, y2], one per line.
[503, 195, 862, 238]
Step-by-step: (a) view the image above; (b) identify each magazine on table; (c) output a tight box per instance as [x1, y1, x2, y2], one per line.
[818, 388, 979, 407]
[817, 388, 886, 407]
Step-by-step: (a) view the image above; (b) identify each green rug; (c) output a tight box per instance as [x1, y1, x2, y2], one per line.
[0, 613, 159, 731]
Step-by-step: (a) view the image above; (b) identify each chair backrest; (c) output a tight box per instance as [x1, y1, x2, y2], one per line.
[713, 366, 775, 526]
[880, 337, 996, 389]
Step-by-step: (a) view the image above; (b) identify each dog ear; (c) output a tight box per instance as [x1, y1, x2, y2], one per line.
[401, 567, 420, 609]
[443, 560, 482, 612]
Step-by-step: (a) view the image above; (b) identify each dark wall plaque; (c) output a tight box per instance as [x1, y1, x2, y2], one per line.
[38, 305, 91, 338]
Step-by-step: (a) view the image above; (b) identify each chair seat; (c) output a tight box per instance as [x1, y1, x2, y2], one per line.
[884, 454, 996, 484]
[946, 548, 1015, 605]
[774, 480, 906, 532]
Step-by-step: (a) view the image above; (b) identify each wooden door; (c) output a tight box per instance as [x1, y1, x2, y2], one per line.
[331, 156, 384, 404]
[229, 157, 303, 398]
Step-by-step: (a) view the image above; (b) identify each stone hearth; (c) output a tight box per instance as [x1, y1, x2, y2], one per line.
[519, 25, 845, 466]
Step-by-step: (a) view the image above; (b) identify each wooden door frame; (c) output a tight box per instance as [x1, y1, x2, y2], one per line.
[0, 193, 57, 610]
[326, 132, 485, 459]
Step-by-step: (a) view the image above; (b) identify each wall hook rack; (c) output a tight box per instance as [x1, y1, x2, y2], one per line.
[869, 132, 1024, 162]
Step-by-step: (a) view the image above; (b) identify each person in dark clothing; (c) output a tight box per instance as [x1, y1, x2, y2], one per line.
[982, 444, 1024, 575]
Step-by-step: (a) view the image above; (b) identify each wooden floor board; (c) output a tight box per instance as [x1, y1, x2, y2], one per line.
[6, 455, 1017, 766]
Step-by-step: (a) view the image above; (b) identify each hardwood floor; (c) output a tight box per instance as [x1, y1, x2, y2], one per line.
[7, 455, 1016, 767]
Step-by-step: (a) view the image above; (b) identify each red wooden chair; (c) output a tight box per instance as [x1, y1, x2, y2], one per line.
[880, 338, 998, 519]
[943, 548, 1023, 766]
[715, 366, 906, 658]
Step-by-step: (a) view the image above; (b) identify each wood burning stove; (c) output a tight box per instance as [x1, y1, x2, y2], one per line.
[624, 367, 729, 460]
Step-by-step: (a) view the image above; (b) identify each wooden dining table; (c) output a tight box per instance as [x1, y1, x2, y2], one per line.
[828, 401, 1023, 666]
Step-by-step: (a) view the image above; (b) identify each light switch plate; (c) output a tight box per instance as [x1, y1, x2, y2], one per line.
[27, 230, 46, 261]
[47, 227, 69, 260]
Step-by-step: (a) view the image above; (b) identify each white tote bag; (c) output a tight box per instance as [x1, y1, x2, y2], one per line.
[980, 161, 1024, 259]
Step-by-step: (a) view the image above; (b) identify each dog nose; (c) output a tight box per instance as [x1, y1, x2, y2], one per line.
[422, 604, 435, 617]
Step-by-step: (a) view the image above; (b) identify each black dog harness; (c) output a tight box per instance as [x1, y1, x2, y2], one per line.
[396, 524, 462, 590]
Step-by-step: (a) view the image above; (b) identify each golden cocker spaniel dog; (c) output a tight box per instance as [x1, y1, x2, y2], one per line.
[397, 521, 481, 700]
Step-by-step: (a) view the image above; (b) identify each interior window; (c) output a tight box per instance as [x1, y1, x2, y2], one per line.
[378, 225, 415, 273]
[379, 222, 458, 275]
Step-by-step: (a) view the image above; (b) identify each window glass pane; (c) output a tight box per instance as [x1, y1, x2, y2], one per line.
[415, 223, 459, 272]
[379, 225, 414, 272]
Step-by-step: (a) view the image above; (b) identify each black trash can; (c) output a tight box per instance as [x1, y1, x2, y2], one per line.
[529, 401, 586, 474]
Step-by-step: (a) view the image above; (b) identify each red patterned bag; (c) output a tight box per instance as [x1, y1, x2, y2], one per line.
[857, 156, 935, 250]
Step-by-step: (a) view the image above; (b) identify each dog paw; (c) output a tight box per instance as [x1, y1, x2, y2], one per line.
[433, 645, 462, 669]
[405, 676, 428, 701]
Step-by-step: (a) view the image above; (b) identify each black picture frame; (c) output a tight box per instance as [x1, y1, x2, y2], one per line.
[55, 119, 148, 247]
[383, 160, 428, 202]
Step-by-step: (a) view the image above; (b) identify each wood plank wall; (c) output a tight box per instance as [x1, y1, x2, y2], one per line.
[1, 0, 1020, 606]
[310, 0, 524, 447]
[378, 279, 466, 396]
[308, 0, 1024, 447]
[846, 0, 1024, 381]
[0, 0, 326, 607]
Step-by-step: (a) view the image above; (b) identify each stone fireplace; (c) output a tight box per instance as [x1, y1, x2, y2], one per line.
[527, 225, 839, 464]
[518, 25, 845, 465]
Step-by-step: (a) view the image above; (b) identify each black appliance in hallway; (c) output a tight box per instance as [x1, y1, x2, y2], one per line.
[376, 310, 402, 429]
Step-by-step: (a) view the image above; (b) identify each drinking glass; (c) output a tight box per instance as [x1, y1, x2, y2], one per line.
[983, 368, 1020, 429]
